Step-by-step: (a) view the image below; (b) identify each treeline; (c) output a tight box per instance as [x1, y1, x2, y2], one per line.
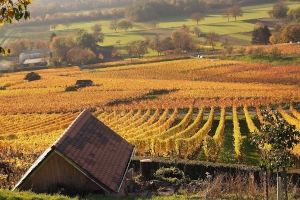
[29, 0, 136, 18]
[25, 0, 287, 24]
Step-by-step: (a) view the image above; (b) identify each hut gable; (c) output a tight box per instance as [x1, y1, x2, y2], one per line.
[13, 110, 135, 194]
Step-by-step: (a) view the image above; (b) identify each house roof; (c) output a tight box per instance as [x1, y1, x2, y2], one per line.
[76, 80, 93, 84]
[13, 109, 135, 194]
[23, 58, 47, 65]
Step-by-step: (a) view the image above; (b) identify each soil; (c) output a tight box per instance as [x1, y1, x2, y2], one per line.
[131, 179, 204, 197]
[243, 18, 283, 28]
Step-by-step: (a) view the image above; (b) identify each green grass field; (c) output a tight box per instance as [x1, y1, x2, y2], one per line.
[2, 2, 300, 58]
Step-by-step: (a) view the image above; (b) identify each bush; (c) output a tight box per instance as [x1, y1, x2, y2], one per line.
[65, 86, 77, 92]
[154, 167, 189, 185]
[24, 72, 41, 82]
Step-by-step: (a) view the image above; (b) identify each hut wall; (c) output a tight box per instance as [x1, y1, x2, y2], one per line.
[20, 152, 103, 193]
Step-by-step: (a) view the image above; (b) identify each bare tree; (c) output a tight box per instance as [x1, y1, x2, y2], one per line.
[229, 6, 243, 21]
[150, 20, 159, 29]
[191, 12, 204, 25]
[206, 32, 219, 50]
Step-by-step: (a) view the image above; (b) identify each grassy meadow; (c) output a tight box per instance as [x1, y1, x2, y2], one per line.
[2, 2, 300, 58]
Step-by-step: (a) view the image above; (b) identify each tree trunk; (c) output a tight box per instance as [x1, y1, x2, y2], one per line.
[265, 170, 269, 200]
[282, 168, 288, 200]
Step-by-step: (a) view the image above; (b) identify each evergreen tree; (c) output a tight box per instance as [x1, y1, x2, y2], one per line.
[251, 25, 271, 45]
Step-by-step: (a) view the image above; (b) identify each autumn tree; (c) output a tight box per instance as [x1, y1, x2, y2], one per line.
[171, 29, 192, 52]
[50, 32, 57, 42]
[91, 23, 105, 43]
[192, 26, 201, 37]
[109, 19, 118, 32]
[34, 40, 49, 49]
[66, 47, 95, 66]
[191, 12, 204, 25]
[279, 24, 300, 43]
[64, 21, 72, 29]
[126, 40, 149, 59]
[117, 20, 133, 32]
[76, 29, 97, 49]
[161, 37, 174, 55]
[7, 38, 32, 56]
[287, 7, 300, 23]
[222, 8, 231, 22]
[0, 0, 32, 53]
[150, 20, 159, 29]
[267, 3, 289, 19]
[206, 32, 219, 50]
[229, 6, 243, 21]
[50, 35, 75, 66]
[51, 23, 58, 31]
[251, 25, 272, 45]
[251, 109, 300, 200]
[149, 35, 163, 56]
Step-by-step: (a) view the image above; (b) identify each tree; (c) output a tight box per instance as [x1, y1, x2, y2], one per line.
[192, 26, 201, 37]
[51, 23, 58, 31]
[117, 19, 133, 32]
[161, 37, 174, 55]
[267, 3, 289, 19]
[287, 7, 300, 23]
[91, 23, 105, 43]
[0, 0, 32, 54]
[171, 29, 192, 52]
[279, 24, 300, 43]
[251, 109, 300, 200]
[229, 6, 243, 21]
[109, 19, 118, 32]
[50, 32, 57, 42]
[7, 38, 32, 56]
[269, 35, 279, 44]
[150, 20, 159, 29]
[66, 47, 95, 66]
[191, 12, 204, 25]
[206, 32, 219, 50]
[34, 40, 49, 49]
[149, 35, 163, 56]
[50, 35, 75, 66]
[126, 40, 149, 59]
[76, 29, 96, 49]
[64, 21, 72, 29]
[222, 8, 231, 22]
[251, 25, 272, 45]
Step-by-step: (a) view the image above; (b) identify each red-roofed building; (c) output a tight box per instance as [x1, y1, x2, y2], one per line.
[13, 109, 135, 196]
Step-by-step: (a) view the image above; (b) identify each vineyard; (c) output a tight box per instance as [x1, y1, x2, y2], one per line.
[1, 58, 300, 189]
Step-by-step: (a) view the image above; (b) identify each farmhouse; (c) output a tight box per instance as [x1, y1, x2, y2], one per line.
[19, 48, 50, 66]
[13, 109, 135, 196]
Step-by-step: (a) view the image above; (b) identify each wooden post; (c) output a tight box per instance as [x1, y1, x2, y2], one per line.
[140, 159, 153, 180]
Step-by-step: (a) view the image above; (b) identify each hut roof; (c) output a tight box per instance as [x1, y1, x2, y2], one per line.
[13, 109, 135, 194]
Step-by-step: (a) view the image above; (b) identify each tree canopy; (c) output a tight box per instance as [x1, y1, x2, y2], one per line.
[251, 24, 271, 45]
[267, 3, 289, 19]
[191, 12, 204, 25]
[0, 0, 32, 53]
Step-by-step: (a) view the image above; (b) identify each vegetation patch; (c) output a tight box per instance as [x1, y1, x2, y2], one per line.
[24, 72, 41, 82]
[105, 89, 179, 106]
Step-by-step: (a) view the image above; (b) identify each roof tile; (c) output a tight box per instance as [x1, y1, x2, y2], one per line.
[53, 109, 135, 193]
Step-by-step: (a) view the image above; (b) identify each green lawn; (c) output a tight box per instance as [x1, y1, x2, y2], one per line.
[3, 2, 300, 57]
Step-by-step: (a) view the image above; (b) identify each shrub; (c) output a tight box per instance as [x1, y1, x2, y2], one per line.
[154, 167, 190, 185]
[24, 72, 41, 82]
[65, 86, 77, 92]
